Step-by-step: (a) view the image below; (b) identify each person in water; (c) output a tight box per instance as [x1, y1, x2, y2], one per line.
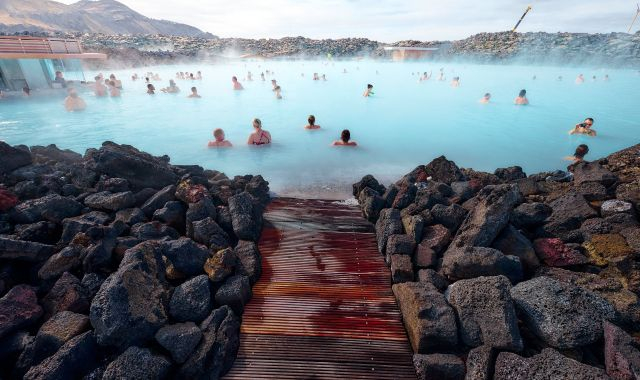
[363, 84, 374, 97]
[569, 117, 597, 136]
[108, 81, 121, 97]
[196, 71, 202, 80]
[54, 71, 67, 88]
[22, 86, 30, 97]
[321, 74, 327, 81]
[313, 73, 319, 80]
[305, 115, 321, 130]
[247, 118, 272, 145]
[274, 86, 282, 99]
[420, 71, 432, 81]
[451, 77, 460, 87]
[109, 74, 122, 89]
[333, 129, 357, 146]
[565, 144, 589, 172]
[557, 76, 563, 81]
[161, 80, 180, 93]
[94, 76, 107, 97]
[188, 87, 201, 98]
[260, 72, 265, 81]
[479, 93, 491, 104]
[271, 79, 277, 90]
[514, 89, 529, 105]
[232, 76, 244, 90]
[208, 128, 232, 147]
[576, 74, 585, 84]
[604, 74, 610, 81]
[147, 84, 155, 95]
[64, 88, 86, 112]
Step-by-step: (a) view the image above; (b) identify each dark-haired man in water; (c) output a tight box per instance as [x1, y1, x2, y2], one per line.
[569, 118, 597, 136]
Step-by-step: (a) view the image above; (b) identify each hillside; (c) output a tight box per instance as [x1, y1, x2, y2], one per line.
[0, 0, 214, 37]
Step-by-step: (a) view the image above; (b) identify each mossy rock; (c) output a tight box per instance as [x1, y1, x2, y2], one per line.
[583, 234, 635, 266]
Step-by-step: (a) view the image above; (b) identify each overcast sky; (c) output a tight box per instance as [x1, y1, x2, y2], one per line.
[59, 0, 639, 42]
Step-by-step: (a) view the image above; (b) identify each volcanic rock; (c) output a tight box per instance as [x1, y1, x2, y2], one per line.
[102, 346, 171, 380]
[0, 285, 43, 340]
[155, 322, 202, 364]
[447, 275, 523, 351]
[392, 282, 458, 353]
[90, 242, 168, 349]
[493, 348, 609, 380]
[413, 353, 465, 380]
[510, 276, 616, 349]
[169, 275, 212, 323]
[441, 246, 523, 283]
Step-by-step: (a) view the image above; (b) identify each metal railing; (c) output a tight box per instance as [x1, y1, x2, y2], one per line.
[0, 36, 83, 55]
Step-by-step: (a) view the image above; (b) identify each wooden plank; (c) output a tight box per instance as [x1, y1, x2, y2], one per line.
[223, 198, 415, 379]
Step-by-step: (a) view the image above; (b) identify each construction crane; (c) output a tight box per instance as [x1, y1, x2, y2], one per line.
[512, 5, 533, 32]
[629, 3, 640, 33]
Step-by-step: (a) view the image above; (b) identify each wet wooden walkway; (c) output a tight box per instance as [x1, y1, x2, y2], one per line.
[224, 198, 416, 380]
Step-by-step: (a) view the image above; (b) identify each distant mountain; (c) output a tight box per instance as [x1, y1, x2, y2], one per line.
[0, 0, 215, 37]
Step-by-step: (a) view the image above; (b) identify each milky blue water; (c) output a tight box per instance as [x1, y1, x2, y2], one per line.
[1, 61, 639, 198]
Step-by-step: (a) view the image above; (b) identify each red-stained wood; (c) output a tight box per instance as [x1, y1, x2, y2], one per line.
[223, 198, 416, 379]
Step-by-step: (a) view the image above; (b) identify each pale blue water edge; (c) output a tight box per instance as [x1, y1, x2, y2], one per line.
[1, 61, 639, 198]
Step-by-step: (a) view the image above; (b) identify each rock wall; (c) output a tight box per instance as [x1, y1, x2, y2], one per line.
[354, 144, 640, 380]
[0, 141, 270, 379]
[6, 30, 640, 68]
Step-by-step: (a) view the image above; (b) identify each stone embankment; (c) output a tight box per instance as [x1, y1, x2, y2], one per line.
[7, 30, 640, 67]
[0, 141, 269, 379]
[353, 144, 640, 380]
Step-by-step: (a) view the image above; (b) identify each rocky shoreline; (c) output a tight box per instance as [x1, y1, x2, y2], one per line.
[0, 141, 269, 379]
[353, 143, 640, 379]
[8, 30, 640, 68]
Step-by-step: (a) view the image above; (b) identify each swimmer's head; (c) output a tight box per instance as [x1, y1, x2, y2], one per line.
[191, 87, 197, 93]
[232, 76, 238, 82]
[22, 86, 30, 95]
[575, 144, 589, 159]
[584, 117, 594, 127]
[367, 84, 373, 89]
[519, 89, 527, 97]
[110, 74, 115, 79]
[55, 71, 63, 78]
[484, 93, 491, 99]
[169, 79, 176, 86]
[213, 128, 225, 141]
[68, 88, 78, 98]
[308, 115, 315, 125]
[253, 118, 262, 129]
[147, 84, 155, 90]
[341, 129, 351, 143]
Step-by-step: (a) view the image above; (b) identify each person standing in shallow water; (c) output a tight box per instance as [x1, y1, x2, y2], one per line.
[333, 130, 357, 146]
[305, 115, 321, 130]
[232, 76, 243, 90]
[247, 118, 271, 145]
[363, 84, 374, 97]
[147, 84, 155, 95]
[514, 89, 529, 105]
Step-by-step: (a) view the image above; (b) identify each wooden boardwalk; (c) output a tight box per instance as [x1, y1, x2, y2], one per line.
[224, 198, 416, 380]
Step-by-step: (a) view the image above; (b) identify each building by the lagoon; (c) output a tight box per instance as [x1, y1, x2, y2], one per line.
[0, 36, 106, 92]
